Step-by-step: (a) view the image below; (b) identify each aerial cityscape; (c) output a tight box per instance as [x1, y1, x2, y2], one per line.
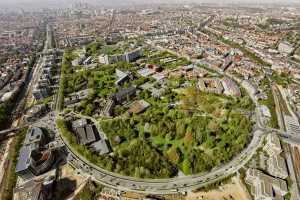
[0, 0, 300, 200]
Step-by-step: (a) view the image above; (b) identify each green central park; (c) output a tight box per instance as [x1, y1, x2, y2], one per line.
[57, 41, 255, 179]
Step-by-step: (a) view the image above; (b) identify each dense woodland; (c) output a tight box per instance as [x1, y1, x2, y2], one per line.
[100, 87, 254, 175]
[57, 119, 177, 178]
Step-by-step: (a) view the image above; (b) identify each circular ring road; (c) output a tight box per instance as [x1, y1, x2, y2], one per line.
[57, 72, 266, 194]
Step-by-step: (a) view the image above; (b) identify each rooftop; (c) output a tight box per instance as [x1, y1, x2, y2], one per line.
[16, 145, 32, 173]
[90, 140, 110, 155]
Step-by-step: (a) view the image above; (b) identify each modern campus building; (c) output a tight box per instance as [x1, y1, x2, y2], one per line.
[98, 47, 143, 64]
[72, 118, 110, 155]
[15, 127, 56, 180]
[64, 89, 90, 107]
[115, 69, 131, 86]
[110, 86, 137, 104]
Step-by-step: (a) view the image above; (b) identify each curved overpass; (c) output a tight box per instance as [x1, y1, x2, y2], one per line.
[60, 126, 265, 194]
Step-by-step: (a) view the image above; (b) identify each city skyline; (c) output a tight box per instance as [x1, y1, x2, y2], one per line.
[0, 0, 300, 10]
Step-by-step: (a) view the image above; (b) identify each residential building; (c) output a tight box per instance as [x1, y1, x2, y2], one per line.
[284, 115, 300, 135]
[241, 80, 258, 97]
[24, 104, 49, 123]
[32, 85, 51, 101]
[245, 168, 288, 200]
[198, 78, 224, 94]
[263, 134, 282, 156]
[263, 134, 288, 179]
[13, 177, 54, 200]
[278, 41, 294, 54]
[221, 55, 233, 71]
[221, 77, 241, 97]
[267, 155, 288, 179]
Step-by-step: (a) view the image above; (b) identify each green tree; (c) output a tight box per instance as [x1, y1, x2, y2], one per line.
[182, 159, 192, 175]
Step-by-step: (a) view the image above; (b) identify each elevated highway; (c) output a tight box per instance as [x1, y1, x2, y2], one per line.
[59, 118, 265, 194]
[0, 126, 28, 141]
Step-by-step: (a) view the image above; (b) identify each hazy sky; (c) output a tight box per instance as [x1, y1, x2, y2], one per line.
[0, 0, 299, 9]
